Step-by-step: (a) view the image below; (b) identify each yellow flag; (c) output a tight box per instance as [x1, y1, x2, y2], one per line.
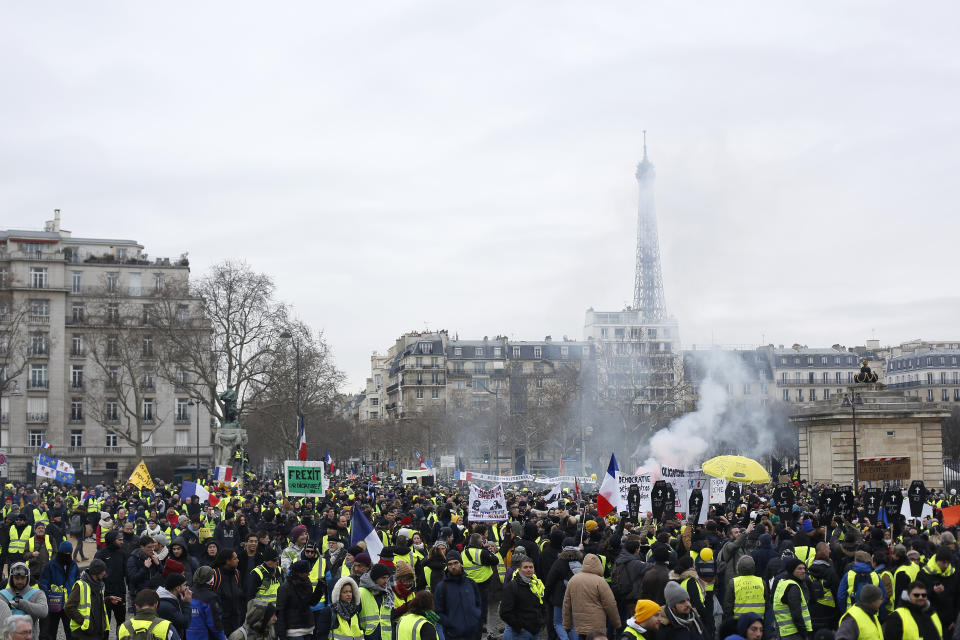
[128, 460, 155, 489]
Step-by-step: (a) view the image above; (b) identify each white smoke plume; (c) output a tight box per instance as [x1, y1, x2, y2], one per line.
[636, 349, 791, 473]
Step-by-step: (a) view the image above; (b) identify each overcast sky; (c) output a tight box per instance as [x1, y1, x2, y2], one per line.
[3, 2, 959, 390]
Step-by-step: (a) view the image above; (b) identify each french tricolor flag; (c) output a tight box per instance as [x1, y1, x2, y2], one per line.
[324, 450, 334, 472]
[350, 503, 383, 564]
[40, 442, 53, 450]
[214, 466, 232, 483]
[414, 448, 426, 470]
[182, 481, 219, 506]
[297, 415, 307, 461]
[597, 453, 622, 517]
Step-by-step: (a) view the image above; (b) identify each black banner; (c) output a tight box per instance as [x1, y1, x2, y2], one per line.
[819, 488, 837, 518]
[773, 483, 794, 518]
[725, 482, 741, 514]
[627, 484, 641, 523]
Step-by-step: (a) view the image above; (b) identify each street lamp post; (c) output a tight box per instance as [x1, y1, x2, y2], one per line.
[188, 399, 201, 473]
[843, 392, 864, 487]
[280, 331, 303, 455]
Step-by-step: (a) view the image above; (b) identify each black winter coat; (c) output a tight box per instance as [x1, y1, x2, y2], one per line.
[500, 578, 545, 634]
[93, 544, 127, 597]
[212, 566, 245, 634]
[545, 550, 582, 608]
[276, 574, 325, 639]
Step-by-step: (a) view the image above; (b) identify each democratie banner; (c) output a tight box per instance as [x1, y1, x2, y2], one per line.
[459, 471, 596, 485]
[469, 483, 508, 522]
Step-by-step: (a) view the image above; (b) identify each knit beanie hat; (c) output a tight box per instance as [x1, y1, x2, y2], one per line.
[664, 581, 690, 607]
[165, 573, 187, 590]
[584, 520, 598, 532]
[635, 599, 660, 623]
[783, 558, 803, 576]
[369, 564, 391, 582]
[354, 552, 371, 567]
[194, 566, 215, 586]
[163, 558, 185, 577]
[290, 525, 307, 541]
[445, 549, 462, 564]
[395, 561, 414, 582]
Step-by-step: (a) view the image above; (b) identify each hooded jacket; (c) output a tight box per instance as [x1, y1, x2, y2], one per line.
[3, 561, 48, 637]
[545, 549, 583, 608]
[188, 581, 228, 640]
[212, 565, 245, 635]
[93, 531, 127, 597]
[434, 568, 482, 639]
[157, 586, 192, 639]
[561, 553, 621, 634]
[228, 601, 277, 640]
[170, 536, 200, 577]
[538, 530, 565, 579]
[39, 553, 79, 608]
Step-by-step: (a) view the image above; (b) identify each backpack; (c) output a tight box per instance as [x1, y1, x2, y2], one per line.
[122, 619, 162, 640]
[851, 570, 873, 604]
[611, 561, 633, 600]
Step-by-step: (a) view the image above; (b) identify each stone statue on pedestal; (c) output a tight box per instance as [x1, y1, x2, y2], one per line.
[214, 386, 246, 469]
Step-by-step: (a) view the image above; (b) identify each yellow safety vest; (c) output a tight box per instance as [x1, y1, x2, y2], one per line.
[31, 509, 49, 525]
[495, 553, 506, 583]
[396, 613, 431, 640]
[393, 590, 414, 611]
[772, 579, 812, 637]
[893, 606, 942, 640]
[732, 575, 765, 617]
[622, 627, 644, 640]
[839, 605, 882, 640]
[252, 565, 279, 604]
[69, 580, 110, 632]
[359, 586, 393, 640]
[118, 616, 171, 640]
[879, 570, 894, 612]
[897, 564, 921, 586]
[26, 536, 53, 556]
[330, 607, 363, 640]
[462, 548, 493, 583]
[8, 527, 31, 555]
[794, 546, 815, 567]
[309, 557, 327, 602]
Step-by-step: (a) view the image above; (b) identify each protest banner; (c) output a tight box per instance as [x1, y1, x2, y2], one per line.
[660, 466, 708, 514]
[617, 473, 653, 515]
[469, 483, 507, 522]
[128, 460, 155, 489]
[284, 460, 326, 497]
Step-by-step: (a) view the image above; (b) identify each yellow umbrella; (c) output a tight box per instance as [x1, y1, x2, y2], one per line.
[701, 455, 771, 484]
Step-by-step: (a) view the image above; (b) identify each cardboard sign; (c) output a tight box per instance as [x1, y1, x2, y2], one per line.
[469, 483, 507, 522]
[687, 488, 706, 525]
[724, 483, 741, 514]
[883, 489, 904, 518]
[709, 478, 728, 504]
[651, 480, 675, 521]
[838, 486, 854, 516]
[284, 460, 326, 497]
[858, 457, 910, 482]
[618, 474, 653, 516]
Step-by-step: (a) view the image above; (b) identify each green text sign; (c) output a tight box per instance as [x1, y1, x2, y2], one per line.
[284, 460, 326, 497]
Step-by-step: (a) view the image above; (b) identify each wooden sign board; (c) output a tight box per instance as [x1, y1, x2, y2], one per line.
[857, 457, 910, 482]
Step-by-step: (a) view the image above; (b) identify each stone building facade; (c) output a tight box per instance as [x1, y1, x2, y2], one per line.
[0, 211, 213, 481]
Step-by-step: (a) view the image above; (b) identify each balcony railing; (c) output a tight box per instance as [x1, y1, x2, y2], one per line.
[3, 445, 214, 457]
[26, 413, 49, 423]
[68, 416, 84, 424]
[70, 349, 86, 358]
[776, 379, 849, 386]
[28, 315, 50, 324]
[27, 380, 49, 390]
[175, 416, 191, 424]
[70, 382, 85, 391]
[0, 250, 68, 262]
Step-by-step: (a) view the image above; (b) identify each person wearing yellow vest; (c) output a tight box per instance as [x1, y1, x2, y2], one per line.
[247, 548, 281, 605]
[23, 521, 52, 582]
[893, 550, 923, 598]
[918, 549, 956, 631]
[772, 559, 813, 640]
[807, 542, 840, 631]
[460, 533, 500, 637]
[619, 599, 661, 640]
[500, 556, 546, 640]
[840, 551, 883, 612]
[395, 591, 440, 640]
[65, 558, 109, 640]
[358, 564, 394, 640]
[7, 513, 32, 559]
[119, 589, 179, 640]
[724, 555, 767, 621]
[837, 584, 884, 640]
[883, 581, 942, 640]
[391, 562, 417, 619]
[326, 576, 364, 640]
[276, 560, 326, 640]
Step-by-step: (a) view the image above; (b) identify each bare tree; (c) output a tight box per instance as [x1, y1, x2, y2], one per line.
[0, 297, 34, 400]
[241, 320, 344, 460]
[85, 298, 168, 460]
[153, 260, 290, 427]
